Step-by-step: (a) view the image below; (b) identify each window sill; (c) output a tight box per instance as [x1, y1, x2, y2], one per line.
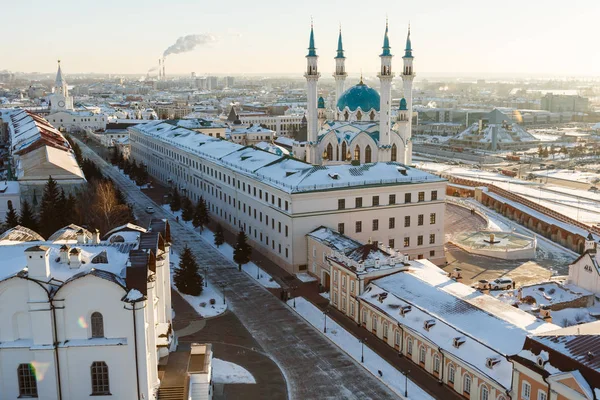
[90, 393, 112, 396]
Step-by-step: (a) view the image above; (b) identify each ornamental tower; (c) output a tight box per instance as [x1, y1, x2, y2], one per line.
[378, 20, 394, 145]
[50, 60, 73, 112]
[402, 25, 415, 164]
[333, 27, 347, 108]
[304, 22, 320, 164]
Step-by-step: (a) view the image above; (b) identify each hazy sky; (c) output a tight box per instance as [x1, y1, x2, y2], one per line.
[3, 0, 600, 77]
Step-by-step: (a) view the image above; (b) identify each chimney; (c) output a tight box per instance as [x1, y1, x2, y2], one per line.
[59, 245, 70, 264]
[76, 229, 87, 244]
[93, 229, 100, 245]
[162, 58, 166, 80]
[69, 248, 82, 269]
[25, 245, 51, 281]
[375, 258, 380, 269]
[158, 58, 162, 80]
[540, 305, 552, 323]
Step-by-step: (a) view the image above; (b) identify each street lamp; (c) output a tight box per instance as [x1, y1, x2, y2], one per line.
[218, 282, 228, 305]
[201, 266, 209, 288]
[403, 369, 411, 398]
[360, 337, 367, 363]
[256, 261, 261, 280]
[323, 308, 330, 333]
[290, 285, 298, 308]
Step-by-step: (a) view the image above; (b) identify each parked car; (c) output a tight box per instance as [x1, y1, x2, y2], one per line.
[589, 186, 599, 192]
[490, 278, 514, 290]
[145, 206, 155, 214]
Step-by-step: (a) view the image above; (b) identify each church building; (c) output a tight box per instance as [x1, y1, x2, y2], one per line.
[294, 22, 415, 166]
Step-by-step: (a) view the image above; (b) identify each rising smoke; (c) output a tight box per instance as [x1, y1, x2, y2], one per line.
[163, 34, 216, 58]
[147, 66, 158, 72]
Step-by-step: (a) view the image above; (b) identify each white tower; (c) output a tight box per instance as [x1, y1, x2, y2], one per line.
[333, 28, 347, 108]
[401, 25, 415, 164]
[378, 21, 394, 145]
[50, 60, 73, 112]
[304, 22, 320, 164]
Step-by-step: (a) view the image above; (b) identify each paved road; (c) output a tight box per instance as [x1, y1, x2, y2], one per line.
[77, 139, 400, 400]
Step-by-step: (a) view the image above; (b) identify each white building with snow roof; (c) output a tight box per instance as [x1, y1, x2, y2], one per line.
[129, 119, 446, 274]
[0, 220, 173, 399]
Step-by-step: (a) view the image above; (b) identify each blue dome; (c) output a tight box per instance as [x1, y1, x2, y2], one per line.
[399, 98, 407, 110]
[336, 83, 380, 112]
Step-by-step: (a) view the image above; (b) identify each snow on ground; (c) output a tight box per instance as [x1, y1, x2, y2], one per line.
[170, 251, 227, 318]
[319, 292, 330, 300]
[161, 205, 281, 289]
[532, 169, 600, 184]
[288, 297, 433, 400]
[296, 272, 317, 283]
[212, 358, 256, 384]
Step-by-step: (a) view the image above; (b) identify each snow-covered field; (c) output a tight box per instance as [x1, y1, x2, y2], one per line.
[212, 358, 256, 384]
[288, 297, 433, 400]
[170, 252, 227, 318]
[532, 169, 600, 184]
[162, 205, 281, 289]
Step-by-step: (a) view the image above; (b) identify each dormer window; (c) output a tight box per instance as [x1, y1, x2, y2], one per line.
[424, 319, 436, 331]
[400, 305, 412, 316]
[377, 292, 388, 303]
[453, 337, 465, 348]
[486, 357, 501, 369]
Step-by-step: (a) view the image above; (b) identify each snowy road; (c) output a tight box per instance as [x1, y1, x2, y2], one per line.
[77, 139, 399, 400]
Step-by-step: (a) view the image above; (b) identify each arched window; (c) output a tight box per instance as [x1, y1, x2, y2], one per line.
[463, 374, 471, 395]
[336, 145, 339, 161]
[326, 143, 333, 161]
[433, 354, 440, 373]
[344, 110, 349, 121]
[18, 364, 38, 397]
[383, 321, 388, 338]
[419, 345, 426, 364]
[356, 110, 362, 121]
[370, 111, 375, 121]
[447, 364, 455, 384]
[406, 337, 413, 355]
[391, 144, 397, 161]
[365, 145, 372, 163]
[372, 314, 377, 332]
[91, 361, 110, 395]
[342, 142, 348, 161]
[480, 384, 489, 400]
[91, 312, 104, 338]
[354, 146, 360, 162]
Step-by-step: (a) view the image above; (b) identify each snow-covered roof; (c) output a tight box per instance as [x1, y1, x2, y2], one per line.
[361, 260, 559, 389]
[132, 120, 444, 194]
[308, 226, 361, 252]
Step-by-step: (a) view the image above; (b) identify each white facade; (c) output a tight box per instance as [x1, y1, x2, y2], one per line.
[567, 237, 600, 294]
[129, 120, 446, 274]
[0, 222, 173, 400]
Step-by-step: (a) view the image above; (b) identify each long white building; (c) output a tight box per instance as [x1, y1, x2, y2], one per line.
[0, 221, 173, 399]
[129, 120, 446, 273]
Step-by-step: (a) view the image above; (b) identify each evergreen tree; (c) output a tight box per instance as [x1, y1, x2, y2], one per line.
[233, 229, 252, 271]
[19, 200, 37, 231]
[193, 197, 209, 229]
[173, 246, 203, 296]
[65, 134, 83, 166]
[57, 189, 68, 227]
[538, 145, 544, 158]
[123, 158, 132, 175]
[110, 148, 119, 165]
[134, 164, 148, 186]
[170, 188, 181, 212]
[181, 197, 194, 222]
[5, 200, 19, 229]
[214, 223, 225, 248]
[39, 176, 63, 237]
[130, 160, 139, 179]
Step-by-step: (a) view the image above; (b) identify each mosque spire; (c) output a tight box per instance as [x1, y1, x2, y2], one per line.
[404, 24, 413, 58]
[307, 18, 317, 57]
[381, 18, 391, 57]
[335, 25, 345, 59]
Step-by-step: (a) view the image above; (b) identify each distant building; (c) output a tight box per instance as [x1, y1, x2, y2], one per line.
[541, 93, 589, 113]
[224, 76, 235, 88]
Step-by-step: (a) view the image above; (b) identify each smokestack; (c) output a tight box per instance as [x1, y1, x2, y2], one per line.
[158, 58, 162, 80]
[162, 58, 166, 80]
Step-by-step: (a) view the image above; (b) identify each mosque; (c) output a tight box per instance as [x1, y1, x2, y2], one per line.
[294, 21, 415, 166]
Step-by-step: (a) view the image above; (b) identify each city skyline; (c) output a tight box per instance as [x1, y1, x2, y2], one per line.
[3, 0, 600, 77]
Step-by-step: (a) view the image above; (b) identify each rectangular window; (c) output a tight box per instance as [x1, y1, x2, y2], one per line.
[313, 247, 316, 257]
[430, 213, 436, 224]
[430, 250, 435, 257]
[278, 198, 282, 208]
[389, 194, 396, 205]
[278, 222, 281, 233]
[372, 196, 379, 206]
[389, 239, 395, 248]
[418, 214, 424, 226]
[417, 235, 423, 246]
[372, 219, 379, 231]
[338, 223, 345, 234]
[342, 275, 346, 288]
[285, 225, 289, 237]
[350, 302, 355, 317]
[404, 237, 410, 247]
[430, 234, 436, 245]
[271, 195, 275, 204]
[350, 280, 355, 293]
[537, 391, 547, 400]
[285, 248, 289, 258]
[418, 191, 425, 202]
[405, 193, 411, 203]
[389, 217, 395, 229]
[404, 216, 410, 227]
[333, 270, 338, 283]
[431, 190, 438, 201]
[355, 221, 362, 233]
[338, 199, 345, 210]
[395, 330, 400, 345]
[355, 197, 363, 208]
[285, 201, 289, 211]
[522, 382, 531, 400]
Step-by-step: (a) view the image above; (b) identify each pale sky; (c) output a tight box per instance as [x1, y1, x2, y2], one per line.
[3, 0, 600, 77]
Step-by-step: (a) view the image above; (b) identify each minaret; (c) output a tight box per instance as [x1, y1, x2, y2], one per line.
[304, 22, 320, 164]
[333, 27, 347, 108]
[402, 25, 415, 164]
[318, 96, 326, 128]
[378, 20, 394, 146]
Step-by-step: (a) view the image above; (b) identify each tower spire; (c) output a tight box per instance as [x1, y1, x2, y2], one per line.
[404, 24, 413, 58]
[307, 18, 317, 57]
[335, 25, 344, 59]
[381, 18, 391, 56]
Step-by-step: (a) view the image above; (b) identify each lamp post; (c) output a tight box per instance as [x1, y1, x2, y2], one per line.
[291, 285, 298, 308]
[403, 369, 411, 398]
[256, 261, 261, 280]
[219, 282, 227, 305]
[201, 266, 209, 288]
[323, 308, 330, 333]
[360, 337, 367, 363]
